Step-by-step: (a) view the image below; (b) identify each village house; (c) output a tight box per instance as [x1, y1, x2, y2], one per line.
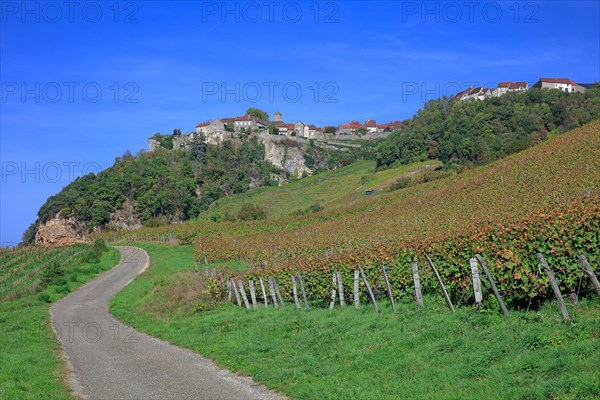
[365, 120, 378, 133]
[456, 81, 529, 101]
[493, 81, 528, 96]
[194, 119, 229, 145]
[534, 78, 585, 93]
[269, 112, 307, 137]
[337, 119, 404, 135]
[377, 121, 403, 132]
[337, 121, 361, 134]
[460, 87, 493, 101]
[294, 121, 304, 136]
[305, 124, 321, 139]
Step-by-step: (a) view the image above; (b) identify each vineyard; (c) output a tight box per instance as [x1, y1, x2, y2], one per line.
[107, 120, 600, 311]
[0, 240, 112, 302]
[0, 241, 118, 400]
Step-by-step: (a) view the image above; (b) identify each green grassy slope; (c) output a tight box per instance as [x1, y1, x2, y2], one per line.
[201, 160, 439, 220]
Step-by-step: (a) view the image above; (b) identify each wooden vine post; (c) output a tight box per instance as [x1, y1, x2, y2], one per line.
[259, 277, 268, 306]
[291, 275, 301, 310]
[274, 278, 286, 308]
[232, 277, 242, 307]
[353, 269, 360, 309]
[248, 280, 257, 309]
[411, 262, 423, 307]
[227, 277, 232, 302]
[424, 254, 455, 313]
[268, 277, 278, 308]
[578, 255, 600, 300]
[329, 272, 337, 310]
[469, 258, 483, 310]
[237, 280, 250, 309]
[381, 264, 396, 312]
[336, 271, 346, 307]
[536, 253, 570, 321]
[358, 266, 379, 313]
[298, 274, 310, 309]
[475, 254, 509, 317]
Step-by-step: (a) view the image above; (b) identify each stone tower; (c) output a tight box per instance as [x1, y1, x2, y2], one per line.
[273, 111, 282, 122]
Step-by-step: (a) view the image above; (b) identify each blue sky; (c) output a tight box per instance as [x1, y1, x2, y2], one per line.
[1, 0, 599, 245]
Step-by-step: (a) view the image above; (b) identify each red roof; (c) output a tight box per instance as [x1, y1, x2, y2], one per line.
[378, 121, 403, 130]
[196, 121, 211, 128]
[365, 120, 377, 127]
[454, 89, 469, 99]
[509, 81, 528, 89]
[498, 81, 511, 88]
[540, 78, 576, 85]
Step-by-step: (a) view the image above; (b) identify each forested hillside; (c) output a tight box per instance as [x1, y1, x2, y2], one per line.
[376, 86, 600, 167]
[23, 138, 279, 243]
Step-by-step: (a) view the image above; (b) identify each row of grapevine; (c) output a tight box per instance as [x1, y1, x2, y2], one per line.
[0, 245, 86, 301]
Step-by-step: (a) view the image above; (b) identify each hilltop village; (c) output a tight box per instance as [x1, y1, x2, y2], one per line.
[149, 77, 594, 151]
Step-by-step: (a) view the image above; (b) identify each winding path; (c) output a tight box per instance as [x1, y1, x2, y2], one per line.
[51, 246, 284, 400]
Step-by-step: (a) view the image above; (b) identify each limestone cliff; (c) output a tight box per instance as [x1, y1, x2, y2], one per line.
[107, 199, 143, 231]
[260, 135, 311, 179]
[35, 213, 89, 246]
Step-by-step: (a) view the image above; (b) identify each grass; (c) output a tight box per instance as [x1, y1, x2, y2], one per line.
[200, 160, 439, 220]
[0, 246, 119, 400]
[111, 243, 600, 400]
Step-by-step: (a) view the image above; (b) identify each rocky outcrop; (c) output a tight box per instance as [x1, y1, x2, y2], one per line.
[107, 199, 143, 231]
[35, 213, 89, 246]
[261, 135, 311, 179]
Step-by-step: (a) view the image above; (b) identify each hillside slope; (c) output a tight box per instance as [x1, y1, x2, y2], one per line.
[113, 119, 600, 306]
[201, 159, 440, 220]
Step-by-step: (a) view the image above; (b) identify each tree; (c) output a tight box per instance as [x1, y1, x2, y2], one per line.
[173, 129, 182, 137]
[225, 122, 234, 132]
[268, 124, 279, 135]
[246, 108, 269, 122]
[190, 132, 207, 163]
[323, 125, 337, 134]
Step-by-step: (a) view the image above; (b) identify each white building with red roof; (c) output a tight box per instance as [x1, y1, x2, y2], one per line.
[535, 78, 585, 93]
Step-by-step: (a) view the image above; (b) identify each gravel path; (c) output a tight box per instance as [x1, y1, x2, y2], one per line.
[51, 246, 285, 400]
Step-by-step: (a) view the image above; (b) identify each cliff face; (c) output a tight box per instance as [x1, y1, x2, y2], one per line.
[261, 135, 311, 179]
[107, 199, 143, 231]
[35, 213, 89, 246]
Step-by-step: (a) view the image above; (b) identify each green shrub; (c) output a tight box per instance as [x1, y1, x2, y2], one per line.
[52, 276, 67, 286]
[388, 177, 414, 191]
[82, 249, 100, 264]
[40, 262, 65, 286]
[55, 285, 70, 294]
[237, 204, 267, 221]
[291, 203, 324, 216]
[93, 238, 107, 252]
[37, 292, 51, 303]
[143, 218, 164, 228]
